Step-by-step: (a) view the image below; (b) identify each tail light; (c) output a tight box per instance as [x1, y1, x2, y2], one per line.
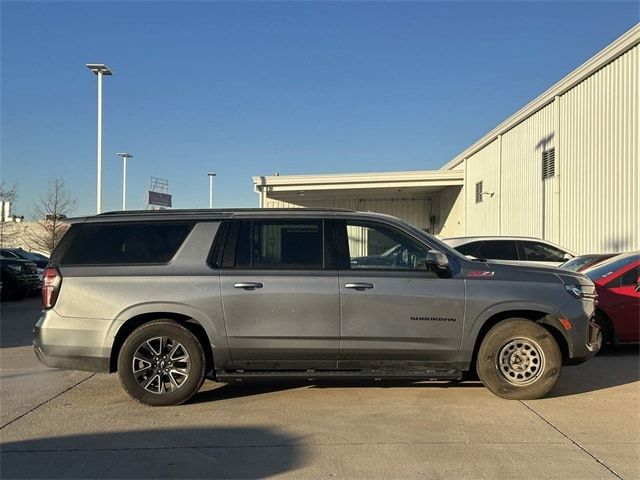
[42, 267, 62, 309]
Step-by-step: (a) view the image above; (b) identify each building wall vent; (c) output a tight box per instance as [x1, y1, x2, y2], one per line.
[475, 181, 483, 203]
[542, 148, 555, 180]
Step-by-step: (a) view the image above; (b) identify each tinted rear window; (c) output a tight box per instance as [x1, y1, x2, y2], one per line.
[54, 222, 193, 265]
[475, 241, 519, 260]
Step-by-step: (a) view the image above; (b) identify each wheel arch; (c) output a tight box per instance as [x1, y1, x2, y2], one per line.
[468, 309, 570, 373]
[108, 309, 217, 374]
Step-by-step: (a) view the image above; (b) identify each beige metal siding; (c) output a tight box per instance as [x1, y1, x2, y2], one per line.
[464, 139, 500, 235]
[559, 45, 639, 253]
[266, 197, 432, 230]
[499, 103, 556, 239]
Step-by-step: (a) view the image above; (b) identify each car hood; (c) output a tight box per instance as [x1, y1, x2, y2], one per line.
[465, 258, 592, 285]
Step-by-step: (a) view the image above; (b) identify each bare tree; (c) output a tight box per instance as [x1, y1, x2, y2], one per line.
[0, 182, 24, 247]
[30, 179, 78, 254]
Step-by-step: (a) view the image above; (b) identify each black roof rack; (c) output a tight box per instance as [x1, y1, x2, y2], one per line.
[65, 207, 357, 224]
[96, 207, 354, 216]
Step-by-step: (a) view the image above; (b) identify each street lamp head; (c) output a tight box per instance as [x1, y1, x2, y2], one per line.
[207, 172, 216, 177]
[116, 153, 133, 159]
[86, 63, 113, 76]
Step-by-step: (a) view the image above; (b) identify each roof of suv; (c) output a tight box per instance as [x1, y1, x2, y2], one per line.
[66, 208, 377, 224]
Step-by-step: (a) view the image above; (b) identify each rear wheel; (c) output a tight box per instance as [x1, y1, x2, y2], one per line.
[117, 320, 206, 406]
[476, 319, 562, 400]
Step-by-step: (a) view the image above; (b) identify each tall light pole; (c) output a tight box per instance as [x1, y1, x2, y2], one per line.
[86, 63, 112, 214]
[207, 172, 216, 208]
[116, 153, 133, 210]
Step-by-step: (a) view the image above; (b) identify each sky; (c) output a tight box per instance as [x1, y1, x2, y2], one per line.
[1, 1, 638, 217]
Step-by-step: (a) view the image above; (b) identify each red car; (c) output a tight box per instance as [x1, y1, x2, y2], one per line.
[585, 252, 640, 344]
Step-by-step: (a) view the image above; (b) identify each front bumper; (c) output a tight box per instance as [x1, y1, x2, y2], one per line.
[548, 298, 602, 365]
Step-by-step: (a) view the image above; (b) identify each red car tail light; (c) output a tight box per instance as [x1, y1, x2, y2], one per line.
[42, 267, 62, 309]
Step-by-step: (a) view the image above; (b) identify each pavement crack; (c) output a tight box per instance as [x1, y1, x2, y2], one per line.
[0, 374, 95, 431]
[520, 400, 624, 480]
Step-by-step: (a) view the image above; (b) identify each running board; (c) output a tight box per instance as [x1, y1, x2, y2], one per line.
[216, 369, 462, 382]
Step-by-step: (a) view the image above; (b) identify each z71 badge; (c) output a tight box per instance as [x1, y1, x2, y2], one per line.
[468, 270, 495, 277]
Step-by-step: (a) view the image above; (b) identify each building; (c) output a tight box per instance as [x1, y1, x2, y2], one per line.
[253, 24, 639, 254]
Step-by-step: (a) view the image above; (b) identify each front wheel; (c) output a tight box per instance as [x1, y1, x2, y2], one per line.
[476, 319, 562, 400]
[117, 320, 206, 406]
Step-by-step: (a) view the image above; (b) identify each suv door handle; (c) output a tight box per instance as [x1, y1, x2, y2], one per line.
[344, 282, 374, 290]
[234, 282, 264, 290]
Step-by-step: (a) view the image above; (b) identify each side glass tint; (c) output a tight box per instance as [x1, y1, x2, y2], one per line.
[235, 220, 324, 269]
[346, 221, 428, 270]
[520, 241, 566, 262]
[475, 241, 519, 260]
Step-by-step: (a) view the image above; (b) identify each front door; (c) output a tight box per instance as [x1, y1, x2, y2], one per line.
[220, 218, 340, 370]
[336, 219, 464, 369]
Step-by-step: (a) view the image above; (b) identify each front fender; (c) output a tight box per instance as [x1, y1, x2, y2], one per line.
[460, 299, 560, 363]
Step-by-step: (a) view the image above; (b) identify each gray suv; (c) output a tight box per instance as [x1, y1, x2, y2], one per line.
[34, 209, 601, 406]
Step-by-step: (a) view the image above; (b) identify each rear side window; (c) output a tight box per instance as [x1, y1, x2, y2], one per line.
[235, 220, 324, 269]
[474, 241, 519, 260]
[54, 222, 193, 265]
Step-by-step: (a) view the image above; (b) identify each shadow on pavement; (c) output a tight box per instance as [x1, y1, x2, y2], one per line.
[0, 426, 306, 479]
[192, 378, 483, 404]
[548, 344, 639, 398]
[0, 298, 41, 348]
[194, 346, 639, 403]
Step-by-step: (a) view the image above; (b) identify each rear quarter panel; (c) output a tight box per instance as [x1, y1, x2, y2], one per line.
[52, 222, 229, 367]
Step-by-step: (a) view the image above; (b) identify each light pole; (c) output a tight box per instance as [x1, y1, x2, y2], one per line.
[86, 63, 112, 214]
[207, 172, 216, 208]
[116, 153, 133, 210]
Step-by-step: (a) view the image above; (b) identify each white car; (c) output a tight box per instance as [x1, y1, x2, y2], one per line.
[443, 236, 576, 267]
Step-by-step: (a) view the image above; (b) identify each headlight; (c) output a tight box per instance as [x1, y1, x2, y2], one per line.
[565, 284, 583, 298]
[6, 264, 22, 273]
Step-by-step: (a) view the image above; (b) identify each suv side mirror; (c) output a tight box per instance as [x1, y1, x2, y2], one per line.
[635, 276, 640, 293]
[426, 250, 449, 270]
[563, 253, 573, 261]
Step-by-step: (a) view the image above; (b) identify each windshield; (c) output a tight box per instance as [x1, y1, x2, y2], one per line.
[584, 253, 639, 281]
[20, 251, 47, 261]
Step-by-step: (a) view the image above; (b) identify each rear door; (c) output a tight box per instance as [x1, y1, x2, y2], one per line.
[336, 219, 465, 368]
[219, 218, 340, 370]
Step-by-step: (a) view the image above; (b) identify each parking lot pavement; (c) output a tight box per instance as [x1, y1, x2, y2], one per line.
[1, 300, 638, 479]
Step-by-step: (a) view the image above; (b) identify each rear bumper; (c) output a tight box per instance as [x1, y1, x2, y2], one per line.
[32, 311, 112, 373]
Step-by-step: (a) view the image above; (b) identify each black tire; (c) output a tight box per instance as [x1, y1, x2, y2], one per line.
[117, 320, 206, 406]
[476, 319, 562, 400]
[594, 311, 614, 353]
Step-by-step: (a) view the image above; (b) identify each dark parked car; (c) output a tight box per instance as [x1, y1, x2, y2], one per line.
[0, 255, 41, 300]
[0, 248, 49, 269]
[560, 253, 616, 272]
[584, 252, 640, 345]
[35, 209, 600, 406]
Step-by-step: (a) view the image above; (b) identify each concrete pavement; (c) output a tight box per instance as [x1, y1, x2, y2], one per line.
[1, 298, 638, 479]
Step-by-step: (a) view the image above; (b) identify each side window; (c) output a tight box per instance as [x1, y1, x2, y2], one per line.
[345, 221, 428, 271]
[619, 266, 640, 287]
[474, 241, 519, 261]
[235, 220, 324, 269]
[455, 242, 481, 257]
[519, 241, 566, 262]
[58, 222, 193, 265]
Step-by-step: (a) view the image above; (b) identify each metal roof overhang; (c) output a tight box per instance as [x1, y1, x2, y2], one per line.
[253, 170, 464, 201]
